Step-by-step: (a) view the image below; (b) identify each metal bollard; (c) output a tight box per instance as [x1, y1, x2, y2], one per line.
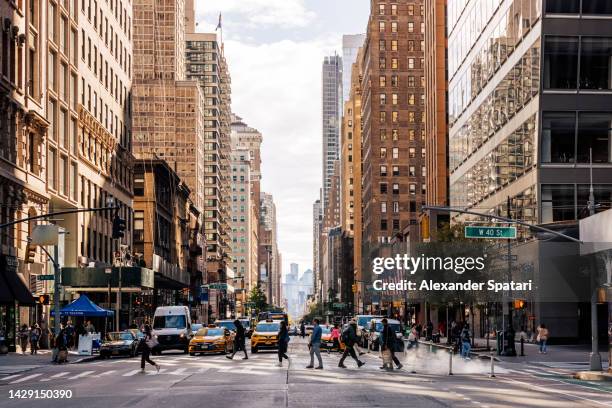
[489, 352, 496, 378]
[448, 348, 453, 376]
[520, 337, 524, 356]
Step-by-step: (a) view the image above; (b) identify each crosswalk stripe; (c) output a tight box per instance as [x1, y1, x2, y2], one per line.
[40, 372, 70, 382]
[0, 374, 24, 382]
[122, 369, 141, 376]
[146, 369, 166, 375]
[9, 374, 42, 384]
[96, 370, 116, 377]
[169, 368, 187, 375]
[68, 371, 95, 379]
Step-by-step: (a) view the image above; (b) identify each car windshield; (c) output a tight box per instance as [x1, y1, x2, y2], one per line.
[256, 323, 279, 332]
[107, 332, 133, 341]
[216, 321, 236, 331]
[321, 327, 331, 334]
[375, 322, 401, 333]
[240, 320, 250, 328]
[196, 328, 223, 337]
[357, 316, 375, 327]
[153, 315, 186, 329]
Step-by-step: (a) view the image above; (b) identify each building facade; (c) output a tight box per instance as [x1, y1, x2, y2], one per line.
[342, 34, 365, 103]
[360, 0, 426, 263]
[259, 192, 281, 307]
[322, 55, 343, 209]
[448, 1, 612, 227]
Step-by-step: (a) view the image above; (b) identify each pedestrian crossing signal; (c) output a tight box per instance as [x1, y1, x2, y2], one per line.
[37, 294, 50, 305]
[112, 215, 127, 239]
[25, 243, 36, 264]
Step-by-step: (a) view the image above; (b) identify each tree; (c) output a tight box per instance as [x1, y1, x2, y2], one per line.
[248, 284, 267, 313]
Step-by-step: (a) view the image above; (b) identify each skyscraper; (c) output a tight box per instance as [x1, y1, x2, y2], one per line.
[322, 55, 343, 209]
[342, 34, 366, 103]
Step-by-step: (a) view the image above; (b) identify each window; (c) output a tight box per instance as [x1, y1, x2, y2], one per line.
[391, 4, 397, 15]
[392, 166, 399, 176]
[70, 162, 77, 201]
[380, 183, 388, 194]
[380, 111, 386, 123]
[409, 184, 416, 195]
[409, 148, 416, 158]
[391, 40, 398, 51]
[392, 219, 400, 230]
[392, 94, 398, 105]
[381, 202, 387, 213]
[544, 0, 580, 14]
[580, 37, 612, 90]
[391, 75, 398, 87]
[422, 184, 427, 194]
[48, 2, 56, 41]
[59, 109, 67, 148]
[408, 94, 415, 105]
[48, 51, 56, 91]
[408, 58, 415, 69]
[408, 76, 415, 87]
[391, 22, 397, 33]
[379, 75, 386, 87]
[392, 58, 398, 69]
[379, 4, 385, 15]
[392, 147, 399, 159]
[379, 40, 386, 51]
[48, 148, 56, 189]
[541, 112, 575, 163]
[392, 129, 398, 140]
[380, 93, 386, 105]
[379, 21, 385, 32]
[59, 155, 67, 195]
[541, 184, 576, 222]
[408, 4, 414, 15]
[380, 147, 387, 158]
[379, 57, 386, 69]
[393, 202, 399, 213]
[544, 37, 578, 89]
[47, 99, 56, 140]
[583, 0, 612, 14]
[380, 165, 387, 176]
[381, 219, 388, 231]
[392, 183, 400, 195]
[409, 166, 416, 176]
[408, 22, 414, 33]
[577, 113, 612, 163]
[392, 111, 398, 123]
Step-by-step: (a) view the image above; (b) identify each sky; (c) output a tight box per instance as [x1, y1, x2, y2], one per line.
[195, 0, 370, 277]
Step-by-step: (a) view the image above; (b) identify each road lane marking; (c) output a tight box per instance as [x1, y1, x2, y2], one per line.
[9, 374, 42, 384]
[0, 375, 23, 382]
[68, 370, 95, 379]
[40, 372, 70, 382]
[146, 369, 166, 375]
[122, 369, 142, 376]
[96, 370, 116, 377]
[169, 368, 187, 375]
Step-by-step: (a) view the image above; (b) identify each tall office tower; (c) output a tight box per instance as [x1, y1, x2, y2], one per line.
[322, 55, 343, 209]
[361, 0, 426, 253]
[259, 192, 280, 307]
[312, 198, 322, 301]
[132, 0, 207, 315]
[184, 4, 233, 289]
[448, 1, 612, 225]
[228, 146, 252, 283]
[50, 0, 134, 271]
[231, 114, 263, 289]
[342, 34, 366, 103]
[342, 46, 365, 312]
[424, 0, 448, 208]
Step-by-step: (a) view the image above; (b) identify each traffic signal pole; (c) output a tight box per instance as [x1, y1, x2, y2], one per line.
[39, 246, 61, 339]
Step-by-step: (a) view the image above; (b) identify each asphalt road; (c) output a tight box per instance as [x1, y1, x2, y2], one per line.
[0, 337, 611, 408]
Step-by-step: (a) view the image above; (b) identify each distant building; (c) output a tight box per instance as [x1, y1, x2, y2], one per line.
[342, 34, 365, 102]
[322, 55, 343, 209]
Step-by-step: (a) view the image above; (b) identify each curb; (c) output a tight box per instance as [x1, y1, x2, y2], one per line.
[573, 371, 612, 382]
[69, 355, 99, 364]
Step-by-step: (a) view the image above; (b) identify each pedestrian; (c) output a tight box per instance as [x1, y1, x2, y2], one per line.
[54, 327, 68, 364]
[18, 324, 29, 354]
[415, 322, 422, 339]
[306, 319, 323, 369]
[536, 324, 548, 354]
[367, 319, 377, 352]
[299, 321, 305, 338]
[460, 323, 471, 359]
[276, 320, 290, 367]
[65, 320, 75, 349]
[85, 320, 96, 334]
[140, 323, 160, 373]
[426, 320, 434, 341]
[30, 324, 41, 355]
[330, 324, 341, 352]
[338, 320, 365, 368]
[379, 318, 402, 370]
[407, 325, 418, 349]
[226, 319, 248, 360]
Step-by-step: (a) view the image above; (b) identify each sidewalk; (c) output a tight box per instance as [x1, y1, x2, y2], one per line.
[0, 346, 98, 376]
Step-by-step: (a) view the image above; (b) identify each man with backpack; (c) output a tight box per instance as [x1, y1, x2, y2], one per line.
[380, 318, 403, 370]
[338, 320, 365, 368]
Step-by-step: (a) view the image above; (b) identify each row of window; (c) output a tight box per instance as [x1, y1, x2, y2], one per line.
[379, 182, 426, 195]
[379, 56, 424, 70]
[82, 0, 131, 41]
[546, 0, 612, 14]
[378, 111, 425, 124]
[378, 21, 424, 35]
[379, 75, 424, 88]
[379, 92, 424, 106]
[380, 165, 426, 177]
[380, 147, 426, 159]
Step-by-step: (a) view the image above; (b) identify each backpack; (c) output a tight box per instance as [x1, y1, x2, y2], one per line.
[341, 327, 351, 344]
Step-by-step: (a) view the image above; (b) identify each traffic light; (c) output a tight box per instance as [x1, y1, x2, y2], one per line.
[112, 215, 126, 239]
[37, 294, 50, 305]
[513, 299, 525, 309]
[25, 243, 36, 264]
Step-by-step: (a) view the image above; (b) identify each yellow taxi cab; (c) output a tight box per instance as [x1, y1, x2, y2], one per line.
[250, 319, 280, 353]
[188, 326, 235, 356]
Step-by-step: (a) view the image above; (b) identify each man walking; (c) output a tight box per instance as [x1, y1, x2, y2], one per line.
[226, 319, 248, 360]
[380, 318, 402, 370]
[338, 320, 365, 368]
[460, 323, 471, 359]
[300, 321, 305, 338]
[306, 319, 323, 369]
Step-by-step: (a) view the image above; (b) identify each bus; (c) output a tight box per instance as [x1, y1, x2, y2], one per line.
[258, 311, 288, 324]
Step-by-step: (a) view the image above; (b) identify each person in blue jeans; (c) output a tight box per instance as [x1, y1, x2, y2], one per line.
[460, 324, 471, 359]
[537, 324, 548, 354]
[306, 319, 323, 369]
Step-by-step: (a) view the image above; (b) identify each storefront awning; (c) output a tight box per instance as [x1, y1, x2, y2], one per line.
[0, 255, 35, 305]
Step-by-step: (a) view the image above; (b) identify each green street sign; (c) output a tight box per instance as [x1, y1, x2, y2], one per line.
[333, 302, 345, 309]
[208, 283, 227, 290]
[37, 275, 55, 281]
[244, 302, 255, 308]
[465, 226, 517, 239]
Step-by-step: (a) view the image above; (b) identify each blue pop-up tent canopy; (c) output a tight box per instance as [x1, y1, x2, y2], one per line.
[50, 294, 114, 317]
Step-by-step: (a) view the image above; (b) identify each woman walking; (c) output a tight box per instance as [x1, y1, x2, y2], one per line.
[537, 324, 549, 354]
[30, 324, 41, 355]
[141, 323, 160, 373]
[18, 325, 29, 354]
[277, 320, 290, 367]
[330, 324, 341, 352]
[226, 319, 248, 360]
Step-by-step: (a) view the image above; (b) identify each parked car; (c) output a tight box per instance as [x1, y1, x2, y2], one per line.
[100, 331, 139, 358]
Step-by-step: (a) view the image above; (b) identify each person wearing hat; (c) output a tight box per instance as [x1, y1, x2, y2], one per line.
[338, 320, 365, 368]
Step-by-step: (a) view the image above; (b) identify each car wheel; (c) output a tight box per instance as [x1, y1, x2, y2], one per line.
[183, 347, 189, 354]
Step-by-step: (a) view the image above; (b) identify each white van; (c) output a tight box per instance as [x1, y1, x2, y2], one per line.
[152, 306, 192, 354]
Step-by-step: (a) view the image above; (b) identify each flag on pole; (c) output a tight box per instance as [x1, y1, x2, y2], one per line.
[215, 13, 222, 31]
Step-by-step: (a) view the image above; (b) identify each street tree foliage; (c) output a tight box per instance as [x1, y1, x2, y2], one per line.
[248, 284, 267, 312]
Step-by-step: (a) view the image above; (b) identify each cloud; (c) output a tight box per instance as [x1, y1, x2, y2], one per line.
[219, 36, 341, 272]
[199, 0, 317, 29]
